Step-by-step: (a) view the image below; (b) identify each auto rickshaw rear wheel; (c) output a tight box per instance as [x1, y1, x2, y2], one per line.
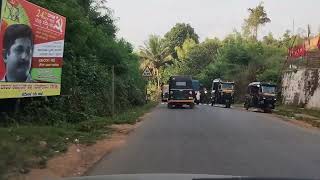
[263, 108, 272, 113]
[226, 103, 231, 108]
[244, 103, 249, 110]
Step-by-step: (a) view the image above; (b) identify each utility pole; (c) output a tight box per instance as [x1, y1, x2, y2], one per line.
[145, 80, 149, 103]
[292, 19, 295, 36]
[142, 67, 152, 103]
[112, 65, 115, 117]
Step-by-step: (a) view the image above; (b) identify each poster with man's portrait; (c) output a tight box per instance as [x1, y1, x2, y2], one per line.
[0, 0, 66, 99]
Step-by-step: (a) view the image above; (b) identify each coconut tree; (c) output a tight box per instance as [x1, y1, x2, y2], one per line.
[139, 35, 172, 89]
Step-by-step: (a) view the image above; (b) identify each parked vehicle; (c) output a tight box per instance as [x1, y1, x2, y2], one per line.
[161, 85, 169, 102]
[192, 80, 201, 105]
[244, 82, 277, 113]
[168, 76, 195, 109]
[211, 79, 234, 108]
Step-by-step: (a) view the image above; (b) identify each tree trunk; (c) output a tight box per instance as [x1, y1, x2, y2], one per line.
[156, 68, 160, 90]
[254, 25, 258, 40]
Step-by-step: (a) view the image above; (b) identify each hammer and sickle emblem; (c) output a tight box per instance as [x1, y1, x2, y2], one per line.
[54, 18, 63, 33]
[5, 0, 21, 22]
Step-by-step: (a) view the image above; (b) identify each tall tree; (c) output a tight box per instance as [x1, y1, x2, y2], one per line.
[280, 30, 294, 48]
[139, 35, 172, 89]
[26, 0, 146, 116]
[279, 30, 304, 48]
[185, 38, 221, 76]
[164, 23, 199, 58]
[175, 38, 197, 60]
[243, 2, 271, 40]
[262, 32, 278, 46]
[78, 0, 92, 14]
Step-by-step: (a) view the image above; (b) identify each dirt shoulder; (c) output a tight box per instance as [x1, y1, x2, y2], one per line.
[233, 104, 320, 130]
[274, 106, 320, 128]
[5, 103, 156, 180]
[18, 122, 143, 180]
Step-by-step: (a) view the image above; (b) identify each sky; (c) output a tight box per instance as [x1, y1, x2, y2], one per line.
[107, 0, 320, 47]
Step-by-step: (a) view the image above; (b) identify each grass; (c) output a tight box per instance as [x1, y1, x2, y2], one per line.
[274, 105, 320, 128]
[0, 102, 157, 179]
[274, 106, 296, 118]
[275, 105, 320, 118]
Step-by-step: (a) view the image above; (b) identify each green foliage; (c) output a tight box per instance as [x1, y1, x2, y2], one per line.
[161, 27, 287, 100]
[0, 1, 151, 174]
[175, 38, 197, 60]
[276, 30, 304, 49]
[197, 33, 286, 100]
[179, 38, 221, 77]
[276, 105, 320, 119]
[263, 33, 278, 46]
[143, 17, 289, 102]
[164, 23, 199, 58]
[0, 0, 147, 125]
[0, 102, 157, 179]
[161, 60, 188, 83]
[139, 35, 172, 88]
[243, 2, 271, 40]
[139, 35, 172, 69]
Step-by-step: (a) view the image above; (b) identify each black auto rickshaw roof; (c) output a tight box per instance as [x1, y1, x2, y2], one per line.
[169, 76, 193, 89]
[170, 76, 192, 81]
[213, 78, 234, 84]
[248, 82, 276, 87]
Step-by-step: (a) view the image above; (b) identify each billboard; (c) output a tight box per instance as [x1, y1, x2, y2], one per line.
[0, 0, 66, 99]
[288, 36, 320, 59]
[304, 36, 320, 51]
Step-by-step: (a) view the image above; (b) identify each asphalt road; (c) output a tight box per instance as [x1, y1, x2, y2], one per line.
[87, 104, 320, 178]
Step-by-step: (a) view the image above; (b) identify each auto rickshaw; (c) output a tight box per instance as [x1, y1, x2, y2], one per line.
[210, 79, 234, 108]
[168, 76, 195, 109]
[161, 85, 169, 102]
[244, 82, 277, 113]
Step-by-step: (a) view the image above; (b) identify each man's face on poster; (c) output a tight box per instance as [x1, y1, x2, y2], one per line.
[3, 25, 33, 82]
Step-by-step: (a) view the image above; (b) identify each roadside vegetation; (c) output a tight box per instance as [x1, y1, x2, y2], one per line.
[0, 102, 157, 179]
[139, 2, 305, 102]
[0, 0, 156, 178]
[1, 0, 319, 179]
[139, 2, 320, 128]
[274, 105, 320, 128]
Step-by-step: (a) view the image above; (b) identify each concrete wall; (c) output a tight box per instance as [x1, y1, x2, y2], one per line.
[282, 68, 320, 109]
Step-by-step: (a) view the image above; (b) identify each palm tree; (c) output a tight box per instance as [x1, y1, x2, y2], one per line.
[244, 2, 271, 40]
[139, 35, 172, 89]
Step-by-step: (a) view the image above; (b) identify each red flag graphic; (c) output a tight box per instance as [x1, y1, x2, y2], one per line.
[289, 45, 306, 58]
[8, 0, 19, 7]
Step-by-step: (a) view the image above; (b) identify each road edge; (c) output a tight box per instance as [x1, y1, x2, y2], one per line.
[18, 103, 158, 180]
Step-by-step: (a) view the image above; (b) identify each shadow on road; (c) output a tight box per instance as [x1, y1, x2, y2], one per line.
[160, 103, 196, 110]
[240, 107, 273, 114]
[211, 104, 233, 109]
